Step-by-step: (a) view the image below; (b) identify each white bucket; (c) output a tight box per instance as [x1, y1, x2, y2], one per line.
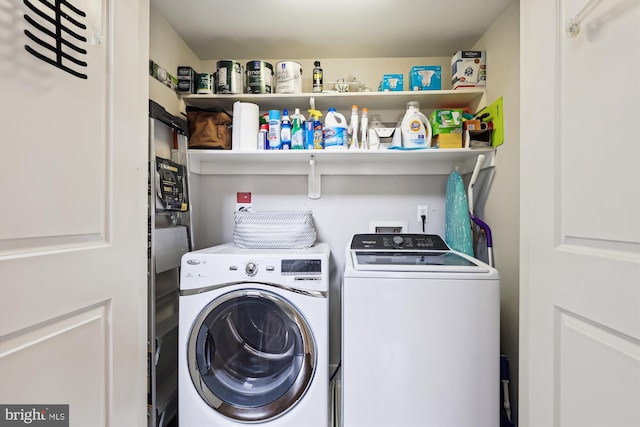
[275, 61, 303, 94]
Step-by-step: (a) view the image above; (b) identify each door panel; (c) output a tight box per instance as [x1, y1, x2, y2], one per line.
[520, 0, 640, 426]
[0, 304, 108, 427]
[0, 0, 149, 425]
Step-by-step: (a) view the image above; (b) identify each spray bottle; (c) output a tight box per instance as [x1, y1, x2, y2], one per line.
[360, 107, 369, 149]
[306, 109, 323, 149]
[349, 104, 359, 149]
[257, 113, 268, 150]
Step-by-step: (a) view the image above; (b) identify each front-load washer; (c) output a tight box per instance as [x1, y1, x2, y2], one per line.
[179, 243, 330, 426]
[342, 234, 499, 427]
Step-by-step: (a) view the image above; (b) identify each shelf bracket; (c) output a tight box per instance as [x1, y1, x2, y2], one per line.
[308, 155, 321, 199]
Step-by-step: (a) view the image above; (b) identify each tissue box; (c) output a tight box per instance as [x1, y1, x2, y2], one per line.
[451, 51, 486, 89]
[409, 66, 442, 91]
[378, 74, 404, 91]
[429, 109, 463, 135]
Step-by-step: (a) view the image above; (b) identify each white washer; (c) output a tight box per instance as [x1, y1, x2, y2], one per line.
[179, 243, 330, 426]
[342, 234, 499, 427]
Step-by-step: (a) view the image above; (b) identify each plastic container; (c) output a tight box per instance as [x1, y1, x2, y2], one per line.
[360, 107, 369, 149]
[292, 108, 306, 123]
[401, 101, 432, 148]
[305, 109, 323, 150]
[280, 108, 292, 150]
[349, 104, 359, 149]
[268, 109, 281, 149]
[291, 116, 304, 149]
[323, 108, 348, 149]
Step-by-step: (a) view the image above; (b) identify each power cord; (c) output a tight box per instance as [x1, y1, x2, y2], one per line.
[421, 214, 426, 233]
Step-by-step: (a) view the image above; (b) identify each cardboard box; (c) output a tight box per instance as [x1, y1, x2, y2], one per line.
[451, 51, 486, 90]
[409, 66, 441, 91]
[434, 133, 462, 149]
[429, 109, 463, 135]
[378, 74, 404, 91]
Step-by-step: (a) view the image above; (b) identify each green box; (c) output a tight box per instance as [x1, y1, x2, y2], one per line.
[429, 109, 463, 135]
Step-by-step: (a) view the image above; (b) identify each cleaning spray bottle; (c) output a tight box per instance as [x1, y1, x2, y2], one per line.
[349, 104, 359, 149]
[323, 107, 348, 149]
[306, 109, 323, 149]
[401, 101, 432, 148]
[360, 107, 369, 149]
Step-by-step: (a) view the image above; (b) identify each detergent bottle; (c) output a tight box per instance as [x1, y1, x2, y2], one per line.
[280, 108, 292, 150]
[292, 108, 306, 123]
[323, 107, 348, 149]
[291, 116, 304, 149]
[401, 101, 432, 148]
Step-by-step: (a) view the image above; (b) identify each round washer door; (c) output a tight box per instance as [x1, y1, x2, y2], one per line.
[187, 288, 316, 423]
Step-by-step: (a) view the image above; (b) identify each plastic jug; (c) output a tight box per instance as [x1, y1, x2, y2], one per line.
[401, 101, 432, 148]
[323, 107, 348, 149]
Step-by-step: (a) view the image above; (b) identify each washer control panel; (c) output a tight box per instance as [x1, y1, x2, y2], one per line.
[350, 234, 449, 251]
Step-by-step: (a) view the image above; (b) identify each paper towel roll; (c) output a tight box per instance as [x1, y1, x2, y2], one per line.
[232, 102, 260, 151]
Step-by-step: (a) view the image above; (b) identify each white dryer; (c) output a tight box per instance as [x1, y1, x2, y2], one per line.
[341, 234, 499, 427]
[179, 243, 330, 426]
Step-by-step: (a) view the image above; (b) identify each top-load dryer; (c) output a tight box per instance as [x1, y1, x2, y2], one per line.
[341, 233, 500, 427]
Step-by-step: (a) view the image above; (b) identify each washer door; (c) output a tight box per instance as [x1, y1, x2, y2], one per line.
[187, 288, 316, 422]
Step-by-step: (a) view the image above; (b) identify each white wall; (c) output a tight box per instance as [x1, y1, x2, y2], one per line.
[191, 173, 450, 365]
[473, 0, 520, 422]
[149, 4, 202, 117]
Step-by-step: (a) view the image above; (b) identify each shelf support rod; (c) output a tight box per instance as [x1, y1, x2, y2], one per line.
[308, 155, 321, 199]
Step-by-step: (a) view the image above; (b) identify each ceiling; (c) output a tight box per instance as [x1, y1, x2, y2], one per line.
[150, 0, 514, 60]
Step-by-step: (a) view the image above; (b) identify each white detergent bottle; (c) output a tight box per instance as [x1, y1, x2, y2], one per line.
[401, 101, 432, 148]
[323, 107, 348, 149]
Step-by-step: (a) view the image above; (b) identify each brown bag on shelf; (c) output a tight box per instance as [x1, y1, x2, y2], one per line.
[186, 107, 232, 149]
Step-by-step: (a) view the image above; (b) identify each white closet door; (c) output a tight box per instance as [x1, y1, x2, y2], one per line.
[520, 0, 640, 426]
[0, 0, 149, 425]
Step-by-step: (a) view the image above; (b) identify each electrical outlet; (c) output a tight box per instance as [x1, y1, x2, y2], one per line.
[417, 205, 428, 222]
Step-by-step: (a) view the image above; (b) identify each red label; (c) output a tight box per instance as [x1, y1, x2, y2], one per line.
[237, 192, 252, 203]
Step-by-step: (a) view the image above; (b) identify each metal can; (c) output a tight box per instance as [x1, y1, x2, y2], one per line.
[216, 60, 244, 94]
[245, 60, 273, 94]
[196, 73, 212, 94]
[275, 61, 303, 94]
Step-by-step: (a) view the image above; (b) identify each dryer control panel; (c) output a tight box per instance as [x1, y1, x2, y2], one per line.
[350, 234, 449, 251]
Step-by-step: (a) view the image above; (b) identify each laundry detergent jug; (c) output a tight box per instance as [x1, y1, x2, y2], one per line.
[401, 101, 432, 148]
[323, 108, 348, 149]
